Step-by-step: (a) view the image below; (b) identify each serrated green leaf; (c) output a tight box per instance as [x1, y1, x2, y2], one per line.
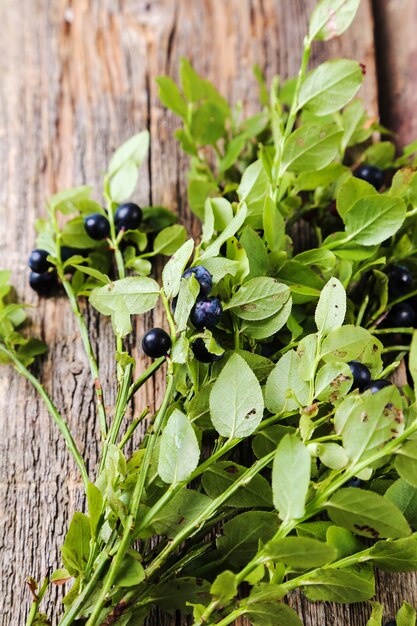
[386, 480, 417, 530]
[397, 602, 417, 626]
[315, 277, 346, 334]
[162, 239, 194, 298]
[210, 571, 237, 603]
[158, 409, 200, 484]
[199, 204, 247, 261]
[224, 277, 289, 321]
[395, 441, 417, 488]
[108, 131, 149, 177]
[272, 434, 311, 521]
[153, 224, 187, 256]
[369, 534, 417, 571]
[210, 353, 264, 438]
[309, 0, 361, 41]
[281, 122, 342, 173]
[174, 275, 200, 332]
[300, 565, 374, 602]
[61, 512, 91, 576]
[115, 554, 145, 587]
[201, 461, 272, 508]
[152, 489, 212, 538]
[241, 296, 292, 340]
[265, 350, 310, 414]
[342, 196, 406, 245]
[156, 75, 187, 118]
[263, 536, 337, 569]
[263, 196, 285, 253]
[246, 601, 302, 626]
[152, 577, 211, 614]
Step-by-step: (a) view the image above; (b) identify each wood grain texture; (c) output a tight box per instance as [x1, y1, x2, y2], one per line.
[0, 1, 409, 625]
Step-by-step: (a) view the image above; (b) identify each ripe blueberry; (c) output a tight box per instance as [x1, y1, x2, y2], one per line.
[84, 214, 110, 240]
[182, 266, 213, 296]
[386, 264, 413, 298]
[191, 338, 222, 363]
[345, 476, 364, 488]
[354, 164, 385, 189]
[348, 361, 372, 392]
[114, 202, 143, 231]
[142, 328, 171, 358]
[28, 249, 52, 274]
[385, 302, 416, 328]
[190, 297, 223, 329]
[363, 379, 392, 394]
[29, 270, 57, 296]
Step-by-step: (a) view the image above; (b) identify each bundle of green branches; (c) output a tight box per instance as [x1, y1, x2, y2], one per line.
[3, 1, 417, 624]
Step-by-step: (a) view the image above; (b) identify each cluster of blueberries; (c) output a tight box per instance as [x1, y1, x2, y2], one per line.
[142, 265, 224, 363]
[28, 203, 143, 295]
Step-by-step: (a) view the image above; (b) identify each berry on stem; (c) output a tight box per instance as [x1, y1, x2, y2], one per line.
[363, 379, 392, 394]
[190, 297, 223, 329]
[29, 270, 57, 296]
[386, 264, 413, 298]
[345, 476, 364, 488]
[84, 214, 110, 240]
[348, 360, 371, 392]
[182, 266, 213, 296]
[142, 328, 172, 358]
[114, 202, 143, 231]
[28, 249, 52, 274]
[385, 302, 416, 328]
[191, 338, 222, 363]
[353, 164, 385, 189]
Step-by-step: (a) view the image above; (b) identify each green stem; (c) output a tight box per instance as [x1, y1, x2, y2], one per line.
[214, 609, 245, 626]
[26, 576, 49, 626]
[373, 327, 414, 335]
[127, 356, 165, 402]
[118, 407, 149, 449]
[381, 345, 410, 354]
[85, 367, 176, 626]
[1, 345, 89, 491]
[61, 278, 108, 438]
[161, 288, 177, 342]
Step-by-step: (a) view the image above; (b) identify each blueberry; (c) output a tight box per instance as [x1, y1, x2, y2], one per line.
[84, 214, 110, 240]
[182, 266, 213, 296]
[114, 202, 143, 231]
[29, 271, 57, 296]
[345, 476, 364, 488]
[190, 297, 223, 329]
[385, 302, 416, 328]
[363, 379, 392, 394]
[28, 249, 52, 274]
[386, 264, 413, 298]
[354, 164, 385, 189]
[191, 338, 223, 363]
[142, 328, 171, 358]
[348, 361, 372, 392]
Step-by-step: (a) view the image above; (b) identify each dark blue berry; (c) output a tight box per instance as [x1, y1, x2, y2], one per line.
[84, 214, 110, 240]
[114, 202, 142, 231]
[348, 361, 372, 392]
[182, 266, 213, 296]
[191, 338, 223, 364]
[363, 379, 392, 394]
[354, 164, 385, 189]
[28, 249, 52, 274]
[29, 271, 57, 296]
[190, 297, 223, 329]
[386, 264, 413, 298]
[345, 476, 364, 488]
[142, 328, 171, 358]
[385, 302, 416, 328]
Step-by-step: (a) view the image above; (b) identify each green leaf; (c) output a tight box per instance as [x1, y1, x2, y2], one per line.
[210, 571, 237, 603]
[366, 602, 384, 626]
[152, 489, 212, 538]
[152, 577, 211, 614]
[314, 361, 352, 404]
[263, 536, 337, 569]
[369, 534, 417, 571]
[72, 265, 110, 285]
[61, 512, 91, 576]
[240, 226, 269, 279]
[326, 526, 363, 559]
[327, 488, 411, 539]
[215, 511, 280, 569]
[334, 385, 404, 464]
[50, 185, 92, 214]
[395, 441, 417, 488]
[87, 482, 103, 537]
[298, 59, 363, 116]
[364, 141, 396, 168]
[252, 425, 295, 460]
[272, 434, 311, 521]
[61, 217, 102, 249]
[246, 601, 302, 626]
[158, 409, 200, 484]
[237, 160, 270, 228]
[409, 332, 417, 392]
[315, 277, 346, 334]
[386, 479, 417, 530]
[397, 602, 417, 626]
[309, 0, 361, 41]
[115, 554, 145, 587]
[89, 277, 160, 337]
[108, 131, 149, 177]
[300, 565, 375, 602]
[153, 225, 187, 256]
[342, 196, 406, 246]
[201, 461, 272, 508]
[241, 297, 292, 340]
[294, 163, 348, 192]
[210, 353, 264, 438]
[162, 239, 194, 298]
[336, 176, 377, 219]
[281, 122, 342, 173]
[321, 325, 382, 371]
[265, 350, 310, 413]
[224, 277, 290, 321]
[174, 275, 200, 333]
[263, 196, 285, 253]
[156, 75, 187, 118]
[199, 204, 247, 261]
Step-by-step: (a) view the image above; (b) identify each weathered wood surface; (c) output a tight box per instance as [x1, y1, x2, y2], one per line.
[0, 1, 412, 624]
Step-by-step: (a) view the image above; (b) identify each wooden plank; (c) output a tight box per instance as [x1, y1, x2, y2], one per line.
[373, 0, 417, 147]
[0, 1, 390, 624]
